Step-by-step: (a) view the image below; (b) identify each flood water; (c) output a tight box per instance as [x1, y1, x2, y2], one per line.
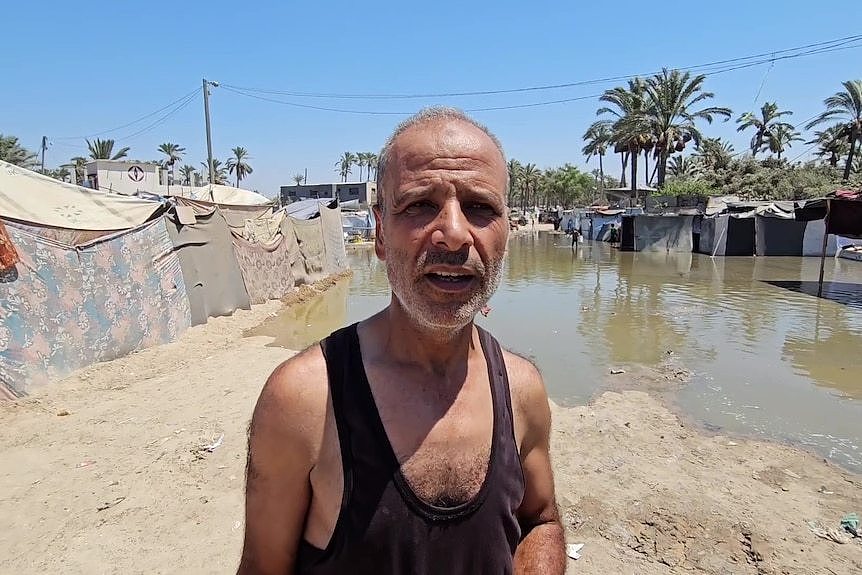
[249, 233, 862, 471]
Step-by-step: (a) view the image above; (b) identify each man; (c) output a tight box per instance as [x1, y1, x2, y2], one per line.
[571, 227, 581, 249]
[238, 108, 566, 574]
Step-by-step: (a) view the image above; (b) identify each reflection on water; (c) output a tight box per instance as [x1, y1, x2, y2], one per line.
[254, 234, 862, 471]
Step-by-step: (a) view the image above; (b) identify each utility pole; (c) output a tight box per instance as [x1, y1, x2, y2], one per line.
[202, 78, 218, 185]
[40, 136, 48, 173]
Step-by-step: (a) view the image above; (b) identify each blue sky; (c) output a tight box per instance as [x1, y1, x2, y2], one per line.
[3, 1, 860, 196]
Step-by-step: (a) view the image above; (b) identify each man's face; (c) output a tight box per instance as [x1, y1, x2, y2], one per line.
[374, 118, 509, 330]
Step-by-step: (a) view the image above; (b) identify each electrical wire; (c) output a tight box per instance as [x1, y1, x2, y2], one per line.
[118, 90, 200, 141]
[54, 87, 201, 140]
[221, 34, 862, 100]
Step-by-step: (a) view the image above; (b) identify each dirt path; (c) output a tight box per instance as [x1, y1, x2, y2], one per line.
[1, 298, 859, 574]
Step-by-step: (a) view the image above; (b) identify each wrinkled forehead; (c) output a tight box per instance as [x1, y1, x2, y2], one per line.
[387, 119, 507, 183]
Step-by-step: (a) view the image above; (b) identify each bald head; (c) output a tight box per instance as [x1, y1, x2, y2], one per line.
[376, 107, 507, 214]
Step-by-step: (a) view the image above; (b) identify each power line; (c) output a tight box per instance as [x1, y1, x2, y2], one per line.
[220, 85, 603, 115]
[119, 91, 200, 142]
[222, 34, 862, 100]
[54, 87, 201, 140]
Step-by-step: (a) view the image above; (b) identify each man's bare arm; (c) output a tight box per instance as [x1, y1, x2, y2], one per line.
[237, 349, 326, 575]
[509, 356, 566, 575]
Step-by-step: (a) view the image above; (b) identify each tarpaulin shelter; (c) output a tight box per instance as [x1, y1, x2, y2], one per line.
[698, 215, 756, 256]
[0, 161, 191, 398]
[794, 190, 862, 296]
[587, 209, 625, 240]
[0, 220, 190, 399]
[191, 184, 272, 206]
[754, 215, 836, 256]
[620, 215, 694, 252]
[166, 199, 251, 325]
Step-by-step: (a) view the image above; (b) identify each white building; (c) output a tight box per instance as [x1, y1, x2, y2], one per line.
[85, 160, 194, 196]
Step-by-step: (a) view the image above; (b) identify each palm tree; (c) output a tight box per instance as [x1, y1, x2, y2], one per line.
[520, 163, 540, 209]
[641, 68, 731, 187]
[667, 155, 702, 178]
[806, 80, 862, 180]
[178, 164, 197, 186]
[808, 126, 850, 168]
[227, 146, 253, 187]
[763, 124, 802, 160]
[736, 102, 794, 157]
[200, 159, 228, 184]
[157, 142, 185, 184]
[694, 137, 734, 170]
[507, 159, 522, 206]
[86, 138, 130, 160]
[335, 151, 357, 182]
[0, 134, 38, 167]
[366, 152, 378, 181]
[293, 173, 305, 185]
[597, 79, 651, 194]
[582, 123, 611, 193]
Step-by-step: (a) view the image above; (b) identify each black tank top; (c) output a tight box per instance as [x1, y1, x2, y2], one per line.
[297, 323, 525, 574]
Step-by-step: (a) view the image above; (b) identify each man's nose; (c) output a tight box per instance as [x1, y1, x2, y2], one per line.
[431, 199, 473, 251]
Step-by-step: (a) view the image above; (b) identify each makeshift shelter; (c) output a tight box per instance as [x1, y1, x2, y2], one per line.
[698, 215, 756, 256]
[0, 161, 192, 398]
[191, 184, 272, 206]
[1, 219, 190, 398]
[620, 215, 694, 252]
[754, 215, 837, 256]
[794, 191, 862, 295]
[587, 209, 625, 240]
[166, 200, 251, 325]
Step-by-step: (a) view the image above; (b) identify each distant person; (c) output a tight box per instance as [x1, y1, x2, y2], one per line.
[565, 219, 574, 235]
[608, 224, 619, 247]
[571, 228, 581, 249]
[239, 107, 565, 575]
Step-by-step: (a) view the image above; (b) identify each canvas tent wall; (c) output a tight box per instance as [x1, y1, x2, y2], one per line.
[0, 159, 165, 230]
[698, 215, 756, 256]
[622, 215, 694, 252]
[587, 211, 624, 240]
[231, 232, 295, 305]
[191, 184, 272, 206]
[0, 218, 191, 398]
[165, 202, 251, 326]
[754, 215, 837, 256]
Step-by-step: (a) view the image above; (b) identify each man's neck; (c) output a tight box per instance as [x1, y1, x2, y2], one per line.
[365, 297, 478, 378]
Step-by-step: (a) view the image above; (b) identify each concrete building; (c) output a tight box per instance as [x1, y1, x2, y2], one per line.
[84, 159, 197, 196]
[280, 181, 376, 207]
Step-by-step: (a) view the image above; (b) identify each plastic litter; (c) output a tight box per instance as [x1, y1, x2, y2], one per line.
[840, 512, 859, 537]
[201, 433, 224, 453]
[808, 521, 852, 544]
[566, 543, 584, 560]
[610, 369, 626, 375]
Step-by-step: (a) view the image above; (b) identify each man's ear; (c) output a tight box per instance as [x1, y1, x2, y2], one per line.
[372, 204, 385, 261]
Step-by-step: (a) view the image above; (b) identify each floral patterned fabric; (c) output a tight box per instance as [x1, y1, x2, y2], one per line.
[231, 233, 295, 305]
[0, 218, 191, 398]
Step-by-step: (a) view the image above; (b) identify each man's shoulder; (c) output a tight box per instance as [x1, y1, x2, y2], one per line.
[251, 344, 330, 447]
[499, 347, 543, 394]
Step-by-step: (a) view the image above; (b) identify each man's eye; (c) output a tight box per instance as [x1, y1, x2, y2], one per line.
[405, 200, 436, 212]
[464, 203, 497, 214]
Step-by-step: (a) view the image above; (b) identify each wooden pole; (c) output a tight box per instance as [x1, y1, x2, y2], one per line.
[817, 200, 831, 297]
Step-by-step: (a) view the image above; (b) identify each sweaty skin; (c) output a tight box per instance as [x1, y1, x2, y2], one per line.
[238, 117, 565, 575]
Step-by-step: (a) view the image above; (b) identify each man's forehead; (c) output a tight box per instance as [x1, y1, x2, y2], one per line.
[392, 119, 501, 161]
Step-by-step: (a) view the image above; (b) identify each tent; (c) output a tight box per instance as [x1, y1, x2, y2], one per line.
[191, 184, 272, 206]
[698, 215, 756, 256]
[0, 218, 190, 398]
[165, 200, 251, 325]
[0, 159, 165, 229]
[587, 209, 625, 240]
[620, 215, 694, 252]
[754, 215, 837, 256]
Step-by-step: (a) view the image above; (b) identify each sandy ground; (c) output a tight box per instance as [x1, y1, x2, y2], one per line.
[1, 294, 860, 574]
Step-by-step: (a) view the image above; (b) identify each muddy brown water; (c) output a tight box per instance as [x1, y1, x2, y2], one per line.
[247, 233, 862, 471]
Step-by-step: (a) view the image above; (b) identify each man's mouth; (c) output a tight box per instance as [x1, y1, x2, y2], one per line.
[424, 270, 476, 291]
